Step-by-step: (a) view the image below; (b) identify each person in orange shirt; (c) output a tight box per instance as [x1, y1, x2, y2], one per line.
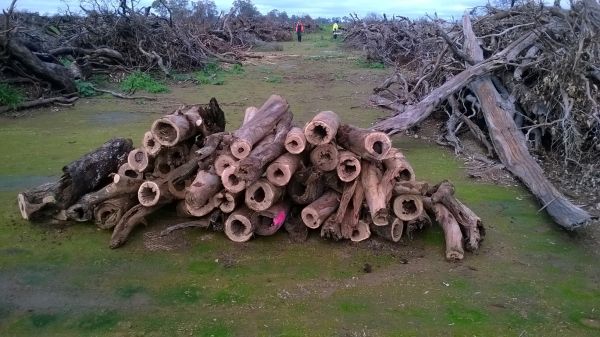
[295, 20, 304, 42]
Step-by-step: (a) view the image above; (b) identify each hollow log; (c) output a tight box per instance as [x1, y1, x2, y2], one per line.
[221, 165, 246, 193]
[187, 192, 222, 217]
[224, 207, 259, 242]
[219, 191, 241, 213]
[118, 163, 143, 180]
[151, 113, 196, 147]
[66, 173, 143, 221]
[230, 95, 289, 159]
[236, 112, 292, 185]
[460, 14, 591, 230]
[266, 153, 301, 187]
[138, 180, 173, 207]
[383, 148, 415, 183]
[167, 177, 190, 200]
[245, 179, 284, 211]
[431, 203, 465, 261]
[143, 131, 162, 157]
[153, 154, 173, 178]
[255, 201, 290, 236]
[285, 127, 307, 154]
[128, 148, 153, 173]
[94, 195, 137, 230]
[392, 195, 423, 222]
[370, 217, 403, 242]
[185, 171, 222, 214]
[350, 219, 371, 242]
[310, 143, 339, 172]
[110, 203, 166, 248]
[215, 153, 237, 176]
[304, 111, 341, 145]
[301, 190, 340, 229]
[17, 138, 132, 221]
[337, 124, 391, 160]
[287, 167, 324, 205]
[336, 151, 361, 182]
[361, 161, 388, 226]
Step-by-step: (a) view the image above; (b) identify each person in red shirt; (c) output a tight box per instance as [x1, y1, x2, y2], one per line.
[295, 20, 304, 42]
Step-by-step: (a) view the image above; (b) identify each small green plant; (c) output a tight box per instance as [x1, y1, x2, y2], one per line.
[59, 57, 72, 67]
[355, 59, 386, 69]
[75, 80, 97, 97]
[264, 75, 283, 83]
[0, 83, 23, 109]
[120, 71, 169, 93]
[195, 62, 244, 86]
[228, 64, 245, 75]
[314, 40, 330, 48]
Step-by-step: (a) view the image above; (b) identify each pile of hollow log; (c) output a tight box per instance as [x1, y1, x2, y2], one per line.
[17, 95, 484, 261]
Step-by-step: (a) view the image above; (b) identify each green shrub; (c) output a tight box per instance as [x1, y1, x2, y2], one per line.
[0, 83, 23, 109]
[355, 59, 386, 69]
[120, 71, 169, 93]
[195, 62, 244, 86]
[75, 80, 97, 97]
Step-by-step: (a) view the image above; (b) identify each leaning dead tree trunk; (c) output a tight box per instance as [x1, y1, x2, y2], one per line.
[18, 138, 133, 220]
[461, 15, 592, 230]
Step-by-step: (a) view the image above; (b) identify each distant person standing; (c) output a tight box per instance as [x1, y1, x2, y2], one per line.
[295, 20, 304, 42]
[332, 21, 339, 39]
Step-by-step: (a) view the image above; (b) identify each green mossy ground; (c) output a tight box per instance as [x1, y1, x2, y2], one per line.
[1, 33, 599, 336]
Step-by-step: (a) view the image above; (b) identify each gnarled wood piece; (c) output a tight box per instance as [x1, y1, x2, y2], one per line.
[361, 161, 388, 226]
[304, 111, 341, 145]
[337, 124, 391, 160]
[431, 202, 465, 261]
[110, 203, 166, 248]
[287, 167, 324, 205]
[18, 138, 132, 221]
[94, 195, 138, 230]
[301, 190, 340, 229]
[230, 95, 289, 159]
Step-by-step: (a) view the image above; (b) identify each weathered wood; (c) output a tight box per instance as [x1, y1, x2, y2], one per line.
[138, 180, 173, 207]
[221, 164, 246, 193]
[431, 203, 465, 261]
[242, 106, 258, 125]
[215, 153, 237, 176]
[151, 113, 195, 147]
[285, 127, 307, 154]
[230, 95, 289, 159]
[300, 190, 340, 229]
[224, 206, 258, 242]
[142, 131, 162, 157]
[382, 148, 415, 183]
[304, 111, 341, 145]
[118, 163, 143, 180]
[110, 203, 166, 248]
[336, 151, 362, 182]
[266, 153, 301, 187]
[245, 178, 284, 211]
[393, 180, 429, 196]
[461, 14, 591, 230]
[185, 170, 222, 214]
[128, 148, 153, 173]
[370, 217, 403, 242]
[255, 201, 290, 236]
[320, 213, 342, 241]
[337, 124, 391, 160]
[94, 195, 137, 230]
[287, 167, 324, 205]
[392, 195, 423, 222]
[310, 143, 339, 172]
[219, 191, 241, 213]
[361, 161, 388, 226]
[18, 138, 132, 221]
[350, 219, 371, 242]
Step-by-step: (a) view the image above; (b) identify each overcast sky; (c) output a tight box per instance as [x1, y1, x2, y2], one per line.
[10, 0, 490, 19]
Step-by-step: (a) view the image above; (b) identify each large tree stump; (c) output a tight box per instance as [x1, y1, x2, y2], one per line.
[18, 138, 133, 221]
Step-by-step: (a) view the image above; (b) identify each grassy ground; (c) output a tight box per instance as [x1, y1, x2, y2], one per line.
[1, 33, 599, 337]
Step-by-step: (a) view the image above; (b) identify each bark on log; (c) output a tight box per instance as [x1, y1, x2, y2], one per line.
[18, 138, 132, 220]
[266, 153, 301, 187]
[337, 151, 362, 182]
[285, 127, 307, 154]
[128, 148, 153, 173]
[392, 195, 423, 222]
[110, 203, 165, 248]
[361, 161, 389, 226]
[310, 143, 339, 172]
[301, 190, 340, 228]
[287, 168, 324, 205]
[255, 201, 290, 236]
[230, 95, 289, 159]
[337, 124, 391, 160]
[370, 217, 403, 242]
[321, 213, 342, 240]
[245, 178, 284, 211]
[185, 170, 222, 214]
[224, 206, 258, 242]
[461, 15, 591, 230]
[304, 111, 341, 145]
[94, 195, 137, 230]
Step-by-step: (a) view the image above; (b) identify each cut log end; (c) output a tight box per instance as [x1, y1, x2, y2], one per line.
[143, 131, 161, 156]
[230, 140, 252, 160]
[337, 152, 361, 182]
[127, 148, 151, 172]
[221, 165, 246, 193]
[350, 220, 371, 242]
[372, 209, 389, 226]
[224, 208, 257, 242]
[393, 195, 424, 222]
[304, 111, 340, 145]
[138, 181, 160, 207]
[151, 117, 189, 147]
[118, 163, 143, 180]
[285, 127, 306, 154]
[167, 178, 188, 200]
[365, 132, 392, 160]
[245, 179, 283, 211]
[215, 154, 237, 176]
[310, 143, 339, 172]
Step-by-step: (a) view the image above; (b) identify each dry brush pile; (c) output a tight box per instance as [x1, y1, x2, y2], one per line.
[345, 1, 600, 230]
[17, 95, 484, 261]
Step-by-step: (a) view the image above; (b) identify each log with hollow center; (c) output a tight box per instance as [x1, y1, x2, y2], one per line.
[337, 124, 391, 160]
[255, 201, 290, 236]
[245, 178, 284, 211]
[383, 148, 415, 183]
[94, 195, 137, 230]
[215, 153, 237, 176]
[221, 165, 246, 193]
[220, 191, 241, 213]
[392, 195, 423, 222]
[350, 220, 371, 242]
[230, 95, 289, 159]
[151, 109, 199, 147]
[336, 151, 361, 182]
[167, 177, 190, 200]
[185, 170, 222, 214]
[143, 131, 162, 156]
[138, 180, 173, 207]
[128, 148, 153, 172]
[266, 153, 301, 187]
[301, 190, 340, 229]
[224, 207, 258, 242]
[370, 217, 404, 242]
[310, 143, 339, 172]
[118, 163, 143, 180]
[304, 111, 341, 145]
[285, 127, 307, 154]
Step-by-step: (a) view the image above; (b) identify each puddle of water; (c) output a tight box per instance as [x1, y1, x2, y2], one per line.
[0, 175, 57, 192]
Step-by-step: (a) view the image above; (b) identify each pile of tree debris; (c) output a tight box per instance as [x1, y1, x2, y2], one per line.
[345, 1, 600, 229]
[17, 95, 484, 261]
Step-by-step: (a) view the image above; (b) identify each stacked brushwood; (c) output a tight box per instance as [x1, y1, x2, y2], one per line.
[344, 1, 600, 230]
[17, 95, 484, 261]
